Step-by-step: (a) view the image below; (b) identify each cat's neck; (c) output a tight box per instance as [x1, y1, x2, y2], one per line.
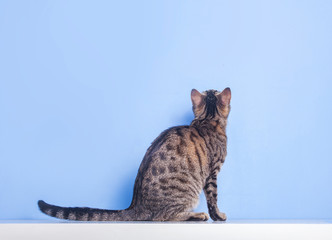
[190, 118, 227, 136]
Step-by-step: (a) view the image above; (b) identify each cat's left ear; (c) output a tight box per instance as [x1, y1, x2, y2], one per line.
[191, 89, 203, 107]
[218, 87, 231, 105]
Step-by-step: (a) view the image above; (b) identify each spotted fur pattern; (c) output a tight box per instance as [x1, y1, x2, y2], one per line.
[38, 88, 231, 221]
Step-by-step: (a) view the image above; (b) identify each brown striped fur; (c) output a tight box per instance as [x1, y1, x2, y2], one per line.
[38, 88, 231, 221]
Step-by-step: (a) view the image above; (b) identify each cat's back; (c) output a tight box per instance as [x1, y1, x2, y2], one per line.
[146, 125, 208, 167]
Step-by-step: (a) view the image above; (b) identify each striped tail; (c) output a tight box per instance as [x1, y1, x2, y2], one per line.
[38, 200, 136, 221]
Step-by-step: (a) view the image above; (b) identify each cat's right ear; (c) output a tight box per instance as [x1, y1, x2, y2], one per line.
[191, 89, 203, 107]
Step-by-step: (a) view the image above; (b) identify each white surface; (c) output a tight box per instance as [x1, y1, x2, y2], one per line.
[0, 220, 331, 240]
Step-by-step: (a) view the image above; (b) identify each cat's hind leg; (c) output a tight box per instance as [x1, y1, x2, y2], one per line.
[172, 212, 209, 221]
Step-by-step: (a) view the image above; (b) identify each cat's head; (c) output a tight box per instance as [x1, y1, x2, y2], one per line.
[191, 88, 231, 120]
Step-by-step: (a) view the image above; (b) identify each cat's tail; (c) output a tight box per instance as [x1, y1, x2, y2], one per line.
[38, 200, 137, 221]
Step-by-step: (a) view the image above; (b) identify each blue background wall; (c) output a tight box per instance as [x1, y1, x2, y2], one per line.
[1, 0, 331, 220]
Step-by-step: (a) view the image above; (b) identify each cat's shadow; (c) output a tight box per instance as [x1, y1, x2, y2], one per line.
[113, 168, 137, 209]
[178, 111, 194, 125]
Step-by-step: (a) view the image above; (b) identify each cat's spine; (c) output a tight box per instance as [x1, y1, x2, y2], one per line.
[38, 200, 137, 221]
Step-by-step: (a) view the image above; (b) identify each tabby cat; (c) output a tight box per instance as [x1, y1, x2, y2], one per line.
[38, 88, 231, 221]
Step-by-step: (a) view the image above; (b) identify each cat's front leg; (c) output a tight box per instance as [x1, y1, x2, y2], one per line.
[203, 174, 227, 221]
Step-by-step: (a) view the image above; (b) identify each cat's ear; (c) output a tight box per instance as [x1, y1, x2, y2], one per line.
[191, 89, 203, 107]
[218, 87, 231, 105]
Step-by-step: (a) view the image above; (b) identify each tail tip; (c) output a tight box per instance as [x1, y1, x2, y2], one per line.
[38, 200, 46, 210]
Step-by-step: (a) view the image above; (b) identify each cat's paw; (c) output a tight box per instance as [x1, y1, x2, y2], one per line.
[210, 211, 227, 221]
[187, 212, 209, 221]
